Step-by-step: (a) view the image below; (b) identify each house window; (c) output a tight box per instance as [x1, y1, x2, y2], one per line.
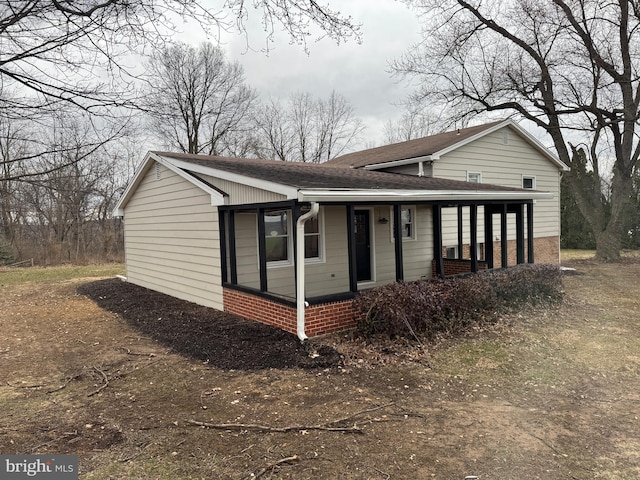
[302, 206, 321, 260]
[264, 207, 323, 265]
[391, 206, 416, 240]
[522, 175, 536, 189]
[446, 246, 458, 259]
[401, 207, 414, 239]
[265, 209, 289, 264]
[467, 171, 482, 183]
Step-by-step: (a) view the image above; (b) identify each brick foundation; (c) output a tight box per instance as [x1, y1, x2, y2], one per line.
[442, 236, 560, 269]
[223, 288, 357, 337]
[224, 236, 559, 338]
[431, 258, 489, 277]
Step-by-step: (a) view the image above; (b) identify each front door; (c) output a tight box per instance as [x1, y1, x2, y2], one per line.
[354, 210, 372, 282]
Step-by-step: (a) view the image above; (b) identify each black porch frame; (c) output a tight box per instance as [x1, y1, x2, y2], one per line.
[219, 198, 534, 305]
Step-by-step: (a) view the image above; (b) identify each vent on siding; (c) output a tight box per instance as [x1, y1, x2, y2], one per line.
[502, 130, 510, 145]
[155, 163, 161, 180]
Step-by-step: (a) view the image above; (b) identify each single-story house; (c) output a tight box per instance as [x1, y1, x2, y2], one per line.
[114, 119, 569, 340]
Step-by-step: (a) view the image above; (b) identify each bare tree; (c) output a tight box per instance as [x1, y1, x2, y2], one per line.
[3, 113, 133, 263]
[256, 91, 364, 162]
[394, 0, 640, 260]
[383, 108, 444, 144]
[1, 1, 359, 114]
[0, 1, 359, 180]
[144, 42, 257, 155]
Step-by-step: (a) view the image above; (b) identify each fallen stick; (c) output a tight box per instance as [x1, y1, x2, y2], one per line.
[46, 373, 83, 394]
[248, 455, 299, 480]
[117, 346, 156, 357]
[188, 402, 397, 435]
[188, 419, 362, 434]
[87, 366, 109, 397]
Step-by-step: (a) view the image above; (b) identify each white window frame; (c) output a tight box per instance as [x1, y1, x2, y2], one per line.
[263, 207, 325, 268]
[522, 175, 536, 190]
[446, 245, 459, 259]
[301, 206, 324, 264]
[264, 209, 292, 267]
[467, 171, 482, 183]
[390, 206, 417, 242]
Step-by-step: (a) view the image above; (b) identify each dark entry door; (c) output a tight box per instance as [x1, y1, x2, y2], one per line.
[354, 210, 372, 282]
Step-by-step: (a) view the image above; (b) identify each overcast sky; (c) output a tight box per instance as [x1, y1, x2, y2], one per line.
[174, 1, 423, 149]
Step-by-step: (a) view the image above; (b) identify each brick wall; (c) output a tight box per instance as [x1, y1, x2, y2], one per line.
[431, 258, 489, 277]
[223, 288, 356, 337]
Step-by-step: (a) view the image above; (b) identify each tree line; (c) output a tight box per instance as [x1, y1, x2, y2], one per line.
[2, 1, 640, 265]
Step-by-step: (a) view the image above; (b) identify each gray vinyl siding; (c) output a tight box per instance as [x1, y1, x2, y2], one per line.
[361, 205, 434, 288]
[433, 125, 560, 244]
[123, 161, 223, 309]
[232, 206, 351, 298]
[233, 205, 436, 297]
[198, 173, 287, 205]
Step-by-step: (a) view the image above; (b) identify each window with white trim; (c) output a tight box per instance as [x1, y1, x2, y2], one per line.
[446, 246, 458, 259]
[522, 175, 536, 189]
[264, 209, 290, 264]
[401, 207, 414, 239]
[391, 206, 417, 241]
[263, 207, 323, 265]
[467, 171, 482, 183]
[302, 206, 321, 260]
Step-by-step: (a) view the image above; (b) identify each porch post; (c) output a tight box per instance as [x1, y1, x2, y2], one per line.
[470, 204, 478, 272]
[292, 204, 301, 285]
[457, 205, 463, 259]
[228, 210, 238, 284]
[484, 206, 494, 269]
[527, 202, 534, 263]
[433, 204, 444, 277]
[500, 203, 508, 268]
[219, 210, 228, 284]
[393, 204, 404, 282]
[257, 208, 268, 292]
[516, 203, 525, 264]
[346, 204, 358, 292]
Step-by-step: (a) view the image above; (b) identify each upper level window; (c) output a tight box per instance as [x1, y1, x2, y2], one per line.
[467, 171, 482, 183]
[522, 175, 536, 189]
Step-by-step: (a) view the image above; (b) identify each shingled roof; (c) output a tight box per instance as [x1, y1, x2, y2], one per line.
[325, 121, 505, 168]
[155, 151, 525, 193]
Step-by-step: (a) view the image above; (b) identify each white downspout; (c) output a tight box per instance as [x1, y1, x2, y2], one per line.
[295, 202, 320, 341]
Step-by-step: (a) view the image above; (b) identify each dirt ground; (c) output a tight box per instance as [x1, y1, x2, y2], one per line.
[1, 260, 640, 479]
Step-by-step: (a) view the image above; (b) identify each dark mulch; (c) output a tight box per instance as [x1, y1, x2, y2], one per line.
[77, 279, 342, 371]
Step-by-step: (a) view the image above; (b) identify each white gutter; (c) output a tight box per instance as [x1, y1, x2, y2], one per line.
[295, 202, 320, 341]
[298, 189, 552, 203]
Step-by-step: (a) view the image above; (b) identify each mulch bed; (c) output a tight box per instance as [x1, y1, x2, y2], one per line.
[77, 279, 342, 371]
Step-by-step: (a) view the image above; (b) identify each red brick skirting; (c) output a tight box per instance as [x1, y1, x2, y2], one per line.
[431, 258, 489, 277]
[223, 288, 357, 337]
